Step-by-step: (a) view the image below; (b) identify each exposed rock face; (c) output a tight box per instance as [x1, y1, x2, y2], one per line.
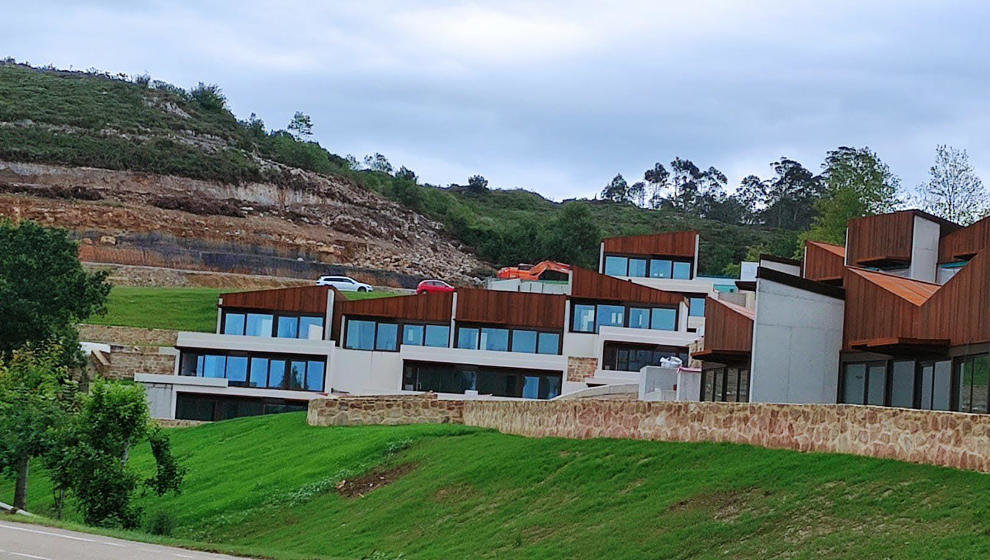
[0, 161, 488, 286]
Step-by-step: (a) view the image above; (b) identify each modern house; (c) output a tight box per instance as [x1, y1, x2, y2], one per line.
[140, 231, 732, 420]
[697, 210, 990, 417]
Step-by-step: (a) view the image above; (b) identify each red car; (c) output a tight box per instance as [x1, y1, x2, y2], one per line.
[416, 279, 455, 295]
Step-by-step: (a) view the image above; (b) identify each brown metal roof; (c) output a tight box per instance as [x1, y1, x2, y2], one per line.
[845, 268, 940, 306]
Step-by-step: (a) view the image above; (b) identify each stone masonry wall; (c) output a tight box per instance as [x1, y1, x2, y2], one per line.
[106, 349, 177, 380]
[308, 394, 464, 427]
[462, 400, 990, 472]
[566, 357, 598, 382]
[78, 324, 179, 347]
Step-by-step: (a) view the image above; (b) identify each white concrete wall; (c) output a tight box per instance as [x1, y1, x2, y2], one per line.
[330, 348, 404, 393]
[563, 332, 599, 358]
[175, 332, 333, 358]
[910, 215, 941, 283]
[400, 345, 566, 372]
[749, 278, 844, 404]
[759, 258, 801, 277]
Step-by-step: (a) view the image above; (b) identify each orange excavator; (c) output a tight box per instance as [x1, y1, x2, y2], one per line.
[496, 260, 571, 281]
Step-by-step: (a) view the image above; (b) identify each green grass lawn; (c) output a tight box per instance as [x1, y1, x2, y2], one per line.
[84, 286, 222, 332]
[82, 286, 403, 333]
[7, 412, 990, 559]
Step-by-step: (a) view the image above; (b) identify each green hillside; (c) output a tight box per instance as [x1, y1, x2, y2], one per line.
[0, 62, 798, 274]
[8, 413, 990, 559]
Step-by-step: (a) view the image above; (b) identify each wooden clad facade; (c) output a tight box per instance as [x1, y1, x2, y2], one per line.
[455, 288, 566, 329]
[845, 211, 915, 267]
[922, 249, 990, 346]
[803, 241, 845, 283]
[939, 215, 990, 263]
[331, 292, 453, 340]
[601, 230, 697, 258]
[697, 297, 754, 363]
[843, 250, 990, 350]
[570, 267, 684, 306]
[220, 285, 332, 314]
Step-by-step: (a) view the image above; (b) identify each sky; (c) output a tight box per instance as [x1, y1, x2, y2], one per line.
[3, 1, 989, 201]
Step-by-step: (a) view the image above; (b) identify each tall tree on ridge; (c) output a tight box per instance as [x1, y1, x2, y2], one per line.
[916, 145, 988, 225]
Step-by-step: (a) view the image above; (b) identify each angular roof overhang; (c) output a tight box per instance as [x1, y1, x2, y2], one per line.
[692, 349, 751, 365]
[849, 337, 950, 357]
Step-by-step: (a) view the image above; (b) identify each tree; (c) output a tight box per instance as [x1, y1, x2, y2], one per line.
[395, 166, 417, 182]
[188, 82, 226, 112]
[363, 153, 393, 174]
[600, 174, 628, 202]
[541, 203, 601, 268]
[0, 349, 75, 511]
[916, 145, 988, 225]
[627, 181, 647, 207]
[48, 380, 185, 528]
[287, 111, 313, 139]
[761, 158, 823, 230]
[466, 175, 489, 193]
[0, 220, 111, 364]
[802, 147, 900, 245]
[644, 163, 670, 209]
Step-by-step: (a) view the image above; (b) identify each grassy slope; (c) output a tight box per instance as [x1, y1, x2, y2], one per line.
[82, 286, 400, 332]
[10, 413, 990, 559]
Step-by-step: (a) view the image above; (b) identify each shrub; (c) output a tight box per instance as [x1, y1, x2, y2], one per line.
[189, 82, 226, 112]
[145, 510, 176, 536]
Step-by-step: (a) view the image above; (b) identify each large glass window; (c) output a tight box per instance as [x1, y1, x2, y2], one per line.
[604, 256, 628, 276]
[572, 304, 596, 333]
[480, 328, 509, 352]
[956, 354, 989, 414]
[596, 304, 625, 331]
[425, 325, 450, 347]
[651, 308, 676, 331]
[203, 354, 226, 378]
[537, 332, 560, 355]
[689, 297, 706, 318]
[649, 259, 671, 279]
[306, 361, 325, 392]
[842, 363, 867, 404]
[738, 369, 751, 402]
[628, 307, 650, 329]
[375, 323, 399, 351]
[277, 316, 298, 339]
[249, 357, 269, 388]
[511, 330, 537, 353]
[457, 327, 480, 350]
[602, 343, 688, 372]
[223, 313, 245, 335]
[298, 316, 324, 340]
[176, 394, 307, 422]
[345, 319, 376, 350]
[268, 360, 286, 389]
[628, 258, 648, 277]
[289, 361, 307, 390]
[403, 362, 561, 399]
[403, 324, 425, 346]
[226, 356, 249, 386]
[245, 313, 274, 337]
[672, 261, 692, 279]
[866, 363, 886, 406]
[889, 361, 915, 408]
[932, 360, 952, 410]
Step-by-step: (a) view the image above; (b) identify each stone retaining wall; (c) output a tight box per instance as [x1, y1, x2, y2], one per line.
[566, 357, 598, 382]
[106, 349, 177, 380]
[308, 394, 464, 427]
[462, 400, 990, 472]
[78, 324, 179, 347]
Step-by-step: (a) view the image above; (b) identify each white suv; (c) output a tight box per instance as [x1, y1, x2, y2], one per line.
[316, 275, 373, 292]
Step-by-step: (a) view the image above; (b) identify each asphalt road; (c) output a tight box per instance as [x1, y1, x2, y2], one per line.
[0, 520, 250, 560]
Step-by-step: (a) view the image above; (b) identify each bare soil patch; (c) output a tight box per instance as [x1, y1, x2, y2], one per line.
[336, 463, 417, 499]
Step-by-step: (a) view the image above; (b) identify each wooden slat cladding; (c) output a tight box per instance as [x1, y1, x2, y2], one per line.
[922, 249, 990, 345]
[803, 241, 845, 282]
[331, 292, 453, 341]
[570, 267, 684, 306]
[939, 216, 990, 263]
[220, 285, 332, 314]
[338, 292, 453, 322]
[842, 268, 924, 350]
[455, 288, 565, 330]
[846, 211, 915, 266]
[702, 298, 754, 354]
[602, 230, 697, 257]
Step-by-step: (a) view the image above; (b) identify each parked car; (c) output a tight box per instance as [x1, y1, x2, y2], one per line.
[416, 279, 455, 295]
[316, 275, 373, 292]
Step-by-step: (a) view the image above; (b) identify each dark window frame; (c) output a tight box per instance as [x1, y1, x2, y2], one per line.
[178, 349, 327, 393]
[221, 308, 326, 340]
[602, 253, 694, 279]
[568, 300, 679, 333]
[455, 322, 563, 355]
[343, 317, 450, 352]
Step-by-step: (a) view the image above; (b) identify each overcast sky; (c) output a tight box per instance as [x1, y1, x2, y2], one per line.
[3, 1, 989, 200]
